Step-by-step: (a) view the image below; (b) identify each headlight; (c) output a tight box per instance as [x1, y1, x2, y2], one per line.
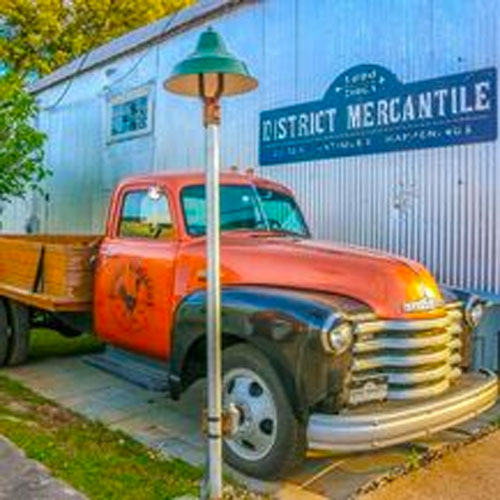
[465, 297, 485, 327]
[322, 322, 353, 355]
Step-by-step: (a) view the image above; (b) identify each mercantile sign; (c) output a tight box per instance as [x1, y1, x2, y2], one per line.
[259, 64, 497, 166]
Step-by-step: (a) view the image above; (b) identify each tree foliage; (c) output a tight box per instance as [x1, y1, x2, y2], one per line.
[0, 74, 48, 201]
[0, 0, 195, 77]
[0, 1, 194, 202]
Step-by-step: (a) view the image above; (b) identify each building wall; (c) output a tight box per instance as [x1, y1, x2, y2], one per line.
[19, 0, 500, 298]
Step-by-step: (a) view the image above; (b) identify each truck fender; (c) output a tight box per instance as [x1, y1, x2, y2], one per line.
[169, 285, 346, 418]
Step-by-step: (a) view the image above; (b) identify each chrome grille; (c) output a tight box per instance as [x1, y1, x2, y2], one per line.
[350, 306, 465, 401]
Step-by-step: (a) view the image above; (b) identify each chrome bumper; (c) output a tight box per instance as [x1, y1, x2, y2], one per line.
[307, 370, 498, 451]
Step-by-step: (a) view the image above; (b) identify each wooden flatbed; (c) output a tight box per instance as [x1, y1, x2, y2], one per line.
[0, 234, 101, 312]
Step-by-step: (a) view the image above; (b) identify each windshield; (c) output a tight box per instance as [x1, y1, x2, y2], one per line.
[181, 184, 310, 237]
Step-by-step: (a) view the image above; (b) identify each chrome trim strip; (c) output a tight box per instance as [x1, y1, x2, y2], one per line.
[354, 332, 452, 353]
[307, 371, 498, 452]
[355, 316, 451, 334]
[447, 323, 462, 335]
[347, 312, 378, 323]
[352, 363, 452, 385]
[447, 308, 464, 320]
[448, 338, 462, 351]
[387, 378, 450, 400]
[444, 301, 464, 310]
[353, 348, 450, 371]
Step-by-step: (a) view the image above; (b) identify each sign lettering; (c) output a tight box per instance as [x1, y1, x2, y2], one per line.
[259, 65, 497, 165]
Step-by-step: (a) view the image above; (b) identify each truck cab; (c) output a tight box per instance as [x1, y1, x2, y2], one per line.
[94, 172, 308, 358]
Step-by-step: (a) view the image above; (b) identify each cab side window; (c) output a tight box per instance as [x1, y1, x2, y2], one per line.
[118, 189, 174, 240]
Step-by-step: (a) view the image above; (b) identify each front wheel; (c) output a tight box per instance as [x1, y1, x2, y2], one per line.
[222, 344, 306, 479]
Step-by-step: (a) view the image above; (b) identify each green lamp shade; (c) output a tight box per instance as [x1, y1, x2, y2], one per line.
[164, 27, 258, 97]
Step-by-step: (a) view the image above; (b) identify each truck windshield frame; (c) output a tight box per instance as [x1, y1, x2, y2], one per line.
[181, 183, 310, 238]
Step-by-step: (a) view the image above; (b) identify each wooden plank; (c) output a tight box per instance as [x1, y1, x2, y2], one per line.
[0, 234, 101, 312]
[0, 283, 91, 312]
[0, 241, 43, 290]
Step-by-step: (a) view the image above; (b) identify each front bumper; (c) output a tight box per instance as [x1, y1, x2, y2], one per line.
[307, 370, 498, 451]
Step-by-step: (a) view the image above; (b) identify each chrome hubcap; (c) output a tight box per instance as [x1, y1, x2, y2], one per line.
[223, 368, 278, 461]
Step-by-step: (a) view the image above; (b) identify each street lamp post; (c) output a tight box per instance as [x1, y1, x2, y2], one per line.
[164, 27, 257, 499]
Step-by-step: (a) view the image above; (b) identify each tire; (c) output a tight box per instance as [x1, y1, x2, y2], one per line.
[6, 301, 30, 366]
[0, 300, 9, 367]
[222, 344, 306, 479]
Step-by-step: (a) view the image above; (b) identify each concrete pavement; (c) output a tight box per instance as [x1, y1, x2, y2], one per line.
[0, 435, 86, 500]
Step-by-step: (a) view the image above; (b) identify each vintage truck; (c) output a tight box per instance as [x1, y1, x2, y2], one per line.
[0, 171, 497, 479]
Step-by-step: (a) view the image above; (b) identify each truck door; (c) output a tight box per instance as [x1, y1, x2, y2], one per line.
[94, 185, 178, 360]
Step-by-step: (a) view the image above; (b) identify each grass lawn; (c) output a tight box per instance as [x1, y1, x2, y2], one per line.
[0, 329, 202, 500]
[29, 328, 105, 360]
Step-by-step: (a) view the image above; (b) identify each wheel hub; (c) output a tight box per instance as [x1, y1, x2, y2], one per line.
[223, 368, 278, 462]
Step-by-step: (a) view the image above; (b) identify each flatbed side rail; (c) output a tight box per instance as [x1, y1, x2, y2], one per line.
[0, 282, 92, 312]
[0, 234, 101, 312]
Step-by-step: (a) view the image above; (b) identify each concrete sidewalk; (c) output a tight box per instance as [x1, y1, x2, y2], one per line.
[0, 435, 85, 500]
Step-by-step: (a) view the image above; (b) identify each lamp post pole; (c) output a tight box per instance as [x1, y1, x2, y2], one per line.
[164, 27, 257, 500]
[204, 97, 223, 499]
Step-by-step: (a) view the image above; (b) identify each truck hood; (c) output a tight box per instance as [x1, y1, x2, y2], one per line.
[181, 232, 444, 320]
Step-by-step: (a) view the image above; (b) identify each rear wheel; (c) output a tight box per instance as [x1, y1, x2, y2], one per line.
[0, 300, 9, 367]
[222, 344, 306, 479]
[6, 301, 30, 366]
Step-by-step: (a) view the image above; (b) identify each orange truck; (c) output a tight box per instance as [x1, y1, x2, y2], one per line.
[0, 171, 497, 478]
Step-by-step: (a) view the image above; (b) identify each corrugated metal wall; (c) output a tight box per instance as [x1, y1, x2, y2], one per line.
[19, 0, 500, 298]
[249, 0, 500, 298]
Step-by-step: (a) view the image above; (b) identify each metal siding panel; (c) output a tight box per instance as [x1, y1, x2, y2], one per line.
[40, 98, 102, 233]
[256, 0, 500, 297]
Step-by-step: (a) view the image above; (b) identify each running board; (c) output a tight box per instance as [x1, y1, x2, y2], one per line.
[84, 347, 170, 393]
